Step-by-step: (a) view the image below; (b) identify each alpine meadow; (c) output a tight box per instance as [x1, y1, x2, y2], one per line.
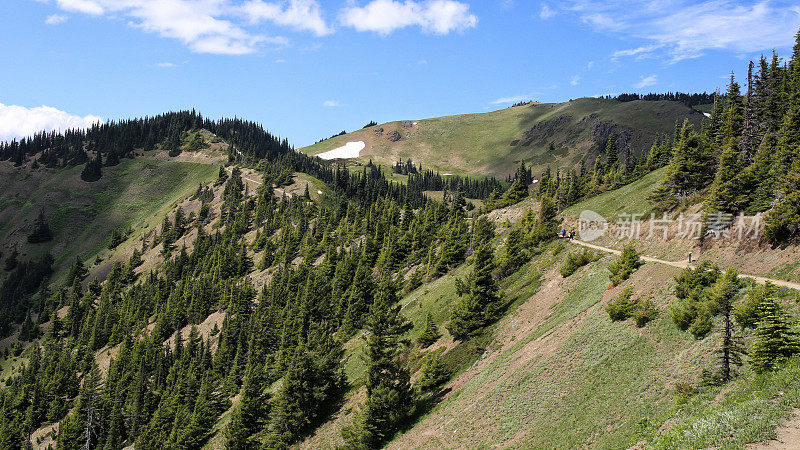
[4, 1, 800, 449]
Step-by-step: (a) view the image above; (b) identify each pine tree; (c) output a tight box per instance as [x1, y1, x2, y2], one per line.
[500, 225, 526, 275]
[708, 268, 743, 382]
[417, 312, 440, 348]
[27, 209, 53, 244]
[607, 244, 643, 286]
[447, 244, 500, 339]
[80, 152, 102, 182]
[342, 279, 413, 448]
[225, 365, 269, 449]
[750, 297, 800, 373]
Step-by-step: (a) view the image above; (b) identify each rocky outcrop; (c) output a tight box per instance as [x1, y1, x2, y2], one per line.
[387, 130, 402, 142]
[519, 115, 571, 146]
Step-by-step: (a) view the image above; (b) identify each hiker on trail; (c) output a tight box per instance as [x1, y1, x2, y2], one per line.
[570, 230, 576, 240]
[688, 251, 693, 264]
[562, 229, 567, 238]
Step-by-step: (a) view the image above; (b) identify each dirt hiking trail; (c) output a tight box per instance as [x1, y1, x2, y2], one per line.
[569, 239, 800, 291]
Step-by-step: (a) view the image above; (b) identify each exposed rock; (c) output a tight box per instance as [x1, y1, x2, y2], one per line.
[374, 127, 384, 136]
[387, 130, 402, 142]
[520, 114, 571, 146]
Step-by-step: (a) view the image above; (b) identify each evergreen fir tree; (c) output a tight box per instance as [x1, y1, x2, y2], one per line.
[750, 297, 800, 373]
[342, 279, 413, 448]
[27, 208, 53, 244]
[447, 244, 500, 339]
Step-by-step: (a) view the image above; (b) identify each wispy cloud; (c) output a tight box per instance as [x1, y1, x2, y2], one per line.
[323, 100, 344, 107]
[240, 0, 333, 36]
[559, 1, 800, 62]
[0, 102, 102, 142]
[45, 13, 68, 25]
[539, 4, 556, 19]
[570, 75, 580, 86]
[491, 94, 533, 105]
[611, 44, 663, 61]
[635, 74, 658, 89]
[155, 61, 177, 67]
[340, 0, 478, 35]
[40, 0, 329, 55]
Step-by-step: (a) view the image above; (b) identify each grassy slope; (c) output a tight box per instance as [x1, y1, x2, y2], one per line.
[300, 99, 702, 178]
[0, 157, 218, 281]
[562, 167, 667, 220]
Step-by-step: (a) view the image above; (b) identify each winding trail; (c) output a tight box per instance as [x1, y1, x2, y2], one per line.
[569, 239, 800, 290]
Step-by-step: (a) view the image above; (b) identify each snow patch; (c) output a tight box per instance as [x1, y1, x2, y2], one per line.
[317, 141, 365, 160]
[703, 112, 712, 118]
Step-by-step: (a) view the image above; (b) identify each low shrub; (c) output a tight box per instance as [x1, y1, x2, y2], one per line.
[606, 288, 659, 327]
[607, 244, 643, 286]
[560, 249, 601, 278]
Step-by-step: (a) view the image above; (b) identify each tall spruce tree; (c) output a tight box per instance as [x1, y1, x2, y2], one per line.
[447, 244, 500, 339]
[750, 297, 800, 373]
[342, 279, 413, 448]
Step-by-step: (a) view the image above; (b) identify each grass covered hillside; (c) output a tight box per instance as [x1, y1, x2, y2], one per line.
[0, 147, 219, 284]
[301, 98, 703, 178]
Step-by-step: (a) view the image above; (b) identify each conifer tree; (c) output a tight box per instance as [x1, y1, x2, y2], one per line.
[27, 209, 53, 244]
[342, 279, 413, 448]
[447, 244, 500, 339]
[708, 268, 743, 382]
[417, 312, 440, 347]
[750, 297, 800, 373]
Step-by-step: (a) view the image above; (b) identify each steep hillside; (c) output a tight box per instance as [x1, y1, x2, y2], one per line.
[301, 98, 703, 178]
[0, 147, 220, 284]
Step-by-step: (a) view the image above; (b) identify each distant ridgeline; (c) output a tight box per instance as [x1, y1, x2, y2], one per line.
[0, 110, 290, 167]
[606, 92, 716, 107]
[0, 110, 505, 204]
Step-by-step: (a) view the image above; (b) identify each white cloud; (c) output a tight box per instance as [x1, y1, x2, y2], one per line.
[323, 100, 343, 107]
[45, 14, 68, 24]
[340, 0, 478, 35]
[40, 0, 326, 55]
[491, 95, 532, 105]
[634, 74, 658, 89]
[0, 102, 102, 142]
[240, 0, 333, 36]
[156, 61, 177, 67]
[55, 0, 103, 15]
[612, 44, 663, 61]
[539, 4, 556, 19]
[559, 1, 800, 62]
[570, 75, 580, 86]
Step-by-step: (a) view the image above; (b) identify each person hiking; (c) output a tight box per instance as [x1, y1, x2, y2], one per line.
[570, 230, 575, 240]
[562, 229, 567, 238]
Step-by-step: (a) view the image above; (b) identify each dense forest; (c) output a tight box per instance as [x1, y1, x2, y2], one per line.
[0, 106, 523, 448]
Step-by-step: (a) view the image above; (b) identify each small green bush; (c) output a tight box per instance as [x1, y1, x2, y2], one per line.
[689, 312, 714, 338]
[606, 288, 658, 327]
[634, 299, 658, 327]
[607, 244, 643, 286]
[671, 300, 698, 331]
[606, 288, 636, 321]
[416, 352, 450, 393]
[560, 249, 601, 278]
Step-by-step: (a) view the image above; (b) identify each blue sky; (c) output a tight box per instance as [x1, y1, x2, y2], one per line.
[2, 0, 800, 147]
